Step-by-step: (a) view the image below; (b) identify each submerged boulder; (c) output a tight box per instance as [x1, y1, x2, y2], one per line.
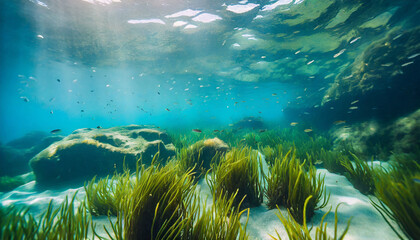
[231, 116, 266, 130]
[189, 137, 229, 170]
[29, 125, 175, 186]
[331, 108, 420, 159]
[0, 131, 63, 177]
[321, 27, 420, 122]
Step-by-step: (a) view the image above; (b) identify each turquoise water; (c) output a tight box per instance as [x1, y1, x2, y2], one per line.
[2, 0, 418, 143]
[0, 1, 419, 239]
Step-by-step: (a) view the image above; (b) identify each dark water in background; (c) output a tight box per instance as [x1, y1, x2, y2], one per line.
[1, 0, 419, 143]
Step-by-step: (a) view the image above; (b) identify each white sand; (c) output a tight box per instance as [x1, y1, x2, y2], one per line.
[245, 169, 399, 240]
[0, 169, 399, 240]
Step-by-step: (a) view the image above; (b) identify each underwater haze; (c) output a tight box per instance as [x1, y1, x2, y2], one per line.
[1, 0, 418, 142]
[1, 0, 420, 239]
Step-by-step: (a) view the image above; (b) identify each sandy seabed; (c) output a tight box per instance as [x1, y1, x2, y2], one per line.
[0, 168, 399, 240]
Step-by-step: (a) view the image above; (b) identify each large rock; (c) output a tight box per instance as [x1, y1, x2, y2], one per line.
[284, 27, 420, 130]
[0, 131, 63, 177]
[331, 108, 420, 159]
[190, 137, 229, 170]
[321, 27, 420, 122]
[29, 125, 175, 186]
[231, 117, 266, 130]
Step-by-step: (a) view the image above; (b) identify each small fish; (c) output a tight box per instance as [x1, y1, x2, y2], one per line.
[49, 98, 55, 102]
[408, 53, 420, 59]
[50, 110, 53, 114]
[37, 34, 44, 39]
[392, 34, 402, 41]
[381, 63, 393, 67]
[20, 96, 29, 102]
[333, 120, 346, 125]
[97, 126, 102, 129]
[290, 122, 299, 126]
[165, 108, 170, 111]
[272, 93, 277, 96]
[303, 112, 310, 115]
[349, 106, 358, 110]
[333, 49, 346, 58]
[314, 160, 323, 165]
[192, 129, 202, 133]
[304, 129, 313, 133]
[57, 79, 61, 82]
[307, 60, 314, 65]
[350, 37, 360, 44]
[81, 110, 85, 112]
[401, 62, 414, 67]
[157, 92, 160, 95]
[259, 129, 267, 133]
[343, 74, 353, 80]
[413, 177, 420, 184]
[50, 129, 62, 134]
[351, 100, 359, 105]
[213, 130, 220, 133]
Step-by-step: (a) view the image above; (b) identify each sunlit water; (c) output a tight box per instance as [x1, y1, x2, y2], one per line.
[1, 1, 419, 238]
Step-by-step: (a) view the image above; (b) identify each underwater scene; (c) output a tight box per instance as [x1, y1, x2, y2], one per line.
[1, 0, 420, 239]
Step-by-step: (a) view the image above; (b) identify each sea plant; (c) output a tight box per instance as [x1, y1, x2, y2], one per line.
[271, 196, 351, 240]
[84, 170, 135, 216]
[341, 153, 376, 195]
[215, 129, 242, 147]
[188, 190, 249, 240]
[242, 132, 259, 149]
[0, 175, 25, 192]
[177, 140, 223, 180]
[100, 173, 250, 240]
[119, 162, 196, 239]
[371, 161, 420, 240]
[265, 149, 330, 224]
[261, 144, 286, 166]
[208, 147, 263, 209]
[319, 149, 347, 174]
[0, 192, 91, 239]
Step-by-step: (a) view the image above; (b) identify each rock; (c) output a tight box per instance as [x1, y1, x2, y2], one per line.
[0, 131, 63, 177]
[331, 108, 420, 159]
[389, 109, 420, 154]
[29, 125, 175, 186]
[190, 137, 229, 170]
[231, 116, 266, 130]
[321, 27, 420, 122]
[0, 172, 34, 193]
[284, 27, 420, 130]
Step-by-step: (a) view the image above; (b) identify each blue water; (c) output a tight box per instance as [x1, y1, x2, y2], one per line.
[1, 0, 419, 143]
[0, 59, 298, 142]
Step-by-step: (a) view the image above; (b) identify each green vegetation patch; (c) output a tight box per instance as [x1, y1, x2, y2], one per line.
[271, 196, 351, 240]
[372, 160, 420, 240]
[209, 147, 264, 209]
[265, 149, 330, 224]
[341, 153, 376, 195]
